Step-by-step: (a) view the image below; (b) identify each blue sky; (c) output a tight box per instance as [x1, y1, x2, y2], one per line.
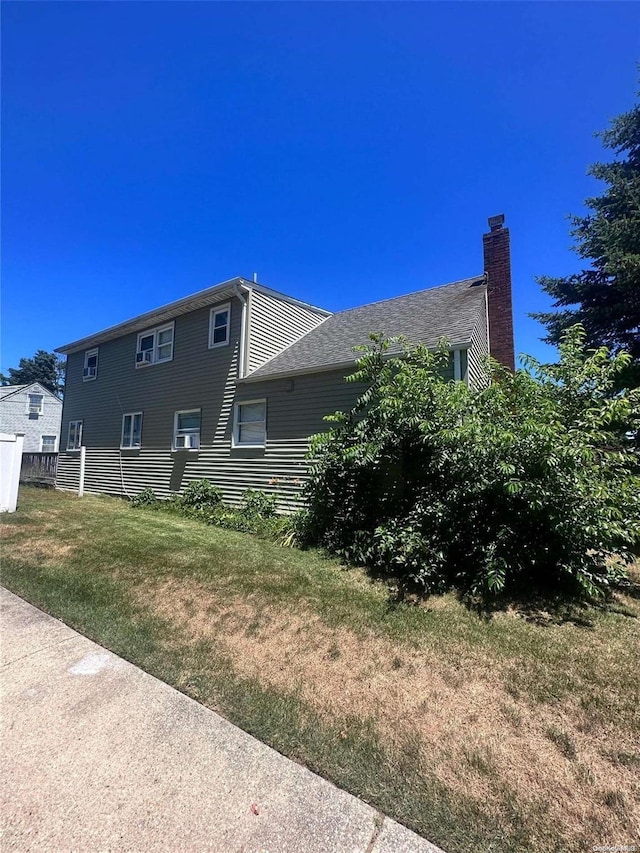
[2, 2, 638, 373]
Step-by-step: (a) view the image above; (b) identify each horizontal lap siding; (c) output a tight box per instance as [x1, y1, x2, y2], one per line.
[468, 297, 490, 390]
[59, 295, 363, 507]
[56, 453, 81, 492]
[0, 385, 62, 453]
[247, 290, 327, 374]
[76, 367, 364, 507]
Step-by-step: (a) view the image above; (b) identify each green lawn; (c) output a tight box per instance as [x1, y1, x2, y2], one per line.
[2, 486, 639, 853]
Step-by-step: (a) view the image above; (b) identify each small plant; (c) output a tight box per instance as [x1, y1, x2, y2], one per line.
[130, 487, 157, 507]
[180, 479, 223, 517]
[274, 510, 308, 548]
[241, 489, 278, 518]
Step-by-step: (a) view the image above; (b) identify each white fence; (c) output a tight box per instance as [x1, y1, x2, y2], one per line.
[0, 433, 25, 513]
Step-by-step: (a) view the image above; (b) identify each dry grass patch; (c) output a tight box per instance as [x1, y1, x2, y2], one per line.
[5, 488, 639, 852]
[139, 577, 640, 850]
[1, 522, 76, 562]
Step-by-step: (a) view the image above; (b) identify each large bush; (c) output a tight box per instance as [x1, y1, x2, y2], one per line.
[302, 328, 640, 598]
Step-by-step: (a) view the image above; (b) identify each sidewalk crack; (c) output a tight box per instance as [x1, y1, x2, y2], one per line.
[365, 812, 385, 853]
[0, 635, 78, 669]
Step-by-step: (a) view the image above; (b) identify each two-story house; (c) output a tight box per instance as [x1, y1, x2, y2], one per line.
[0, 382, 62, 453]
[55, 215, 514, 506]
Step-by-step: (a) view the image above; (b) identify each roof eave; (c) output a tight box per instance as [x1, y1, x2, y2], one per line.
[55, 277, 251, 354]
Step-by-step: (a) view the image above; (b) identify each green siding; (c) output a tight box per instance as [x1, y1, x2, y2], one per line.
[467, 295, 490, 389]
[58, 288, 475, 509]
[246, 289, 327, 374]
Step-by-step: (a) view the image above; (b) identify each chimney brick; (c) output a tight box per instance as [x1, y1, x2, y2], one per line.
[483, 215, 515, 371]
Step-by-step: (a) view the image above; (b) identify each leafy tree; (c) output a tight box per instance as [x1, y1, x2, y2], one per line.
[0, 350, 65, 397]
[302, 330, 640, 600]
[533, 96, 640, 387]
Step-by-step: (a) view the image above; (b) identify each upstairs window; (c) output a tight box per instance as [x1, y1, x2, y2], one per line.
[27, 393, 44, 416]
[67, 420, 83, 451]
[209, 303, 230, 348]
[136, 323, 174, 367]
[83, 348, 98, 381]
[41, 435, 57, 452]
[173, 409, 200, 450]
[233, 400, 266, 447]
[121, 412, 143, 449]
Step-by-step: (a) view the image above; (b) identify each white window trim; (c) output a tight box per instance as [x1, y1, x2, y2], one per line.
[120, 411, 143, 450]
[67, 420, 83, 451]
[173, 408, 201, 451]
[136, 321, 175, 368]
[209, 302, 231, 349]
[83, 348, 99, 381]
[41, 435, 57, 452]
[232, 399, 267, 448]
[27, 393, 44, 416]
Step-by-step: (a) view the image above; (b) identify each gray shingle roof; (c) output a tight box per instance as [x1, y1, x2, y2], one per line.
[245, 275, 487, 381]
[0, 385, 27, 400]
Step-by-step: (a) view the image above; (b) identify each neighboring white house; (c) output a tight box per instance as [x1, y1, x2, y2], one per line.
[0, 383, 63, 453]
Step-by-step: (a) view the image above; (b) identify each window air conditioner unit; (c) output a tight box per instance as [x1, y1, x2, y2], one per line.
[136, 351, 153, 366]
[175, 434, 198, 450]
[29, 406, 40, 415]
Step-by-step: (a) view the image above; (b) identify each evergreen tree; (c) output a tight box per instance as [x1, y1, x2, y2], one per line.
[533, 96, 640, 387]
[0, 350, 65, 397]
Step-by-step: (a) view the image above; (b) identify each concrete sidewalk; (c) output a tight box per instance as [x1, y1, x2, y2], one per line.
[1, 588, 443, 853]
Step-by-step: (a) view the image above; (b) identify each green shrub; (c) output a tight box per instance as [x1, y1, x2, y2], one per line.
[274, 510, 310, 548]
[302, 327, 640, 599]
[213, 489, 281, 536]
[130, 487, 158, 507]
[179, 479, 223, 518]
[240, 489, 278, 518]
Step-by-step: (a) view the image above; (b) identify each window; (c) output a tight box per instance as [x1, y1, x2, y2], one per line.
[233, 400, 266, 447]
[173, 409, 200, 450]
[121, 412, 143, 449]
[136, 323, 174, 367]
[27, 393, 44, 416]
[67, 420, 83, 451]
[83, 348, 98, 381]
[209, 303, 230, 348]
[41, 435, 57, 452]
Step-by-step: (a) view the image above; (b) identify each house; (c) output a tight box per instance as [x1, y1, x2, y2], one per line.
[0, 382, 63, 453]
[55, 215, 514, 506]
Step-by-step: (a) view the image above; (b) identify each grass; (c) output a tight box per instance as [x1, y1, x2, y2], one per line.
[2, 486, 639, 853]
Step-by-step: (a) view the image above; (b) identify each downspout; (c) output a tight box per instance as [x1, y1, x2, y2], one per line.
[232, 283, 249, 379]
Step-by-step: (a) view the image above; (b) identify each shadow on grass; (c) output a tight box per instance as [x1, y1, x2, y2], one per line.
[366, 563, 639, 630]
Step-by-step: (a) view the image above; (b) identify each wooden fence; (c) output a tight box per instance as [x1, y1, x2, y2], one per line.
[20, 452, 58, 486]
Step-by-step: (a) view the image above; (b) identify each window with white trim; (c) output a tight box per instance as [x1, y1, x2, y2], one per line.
[136, 323, 174, 367]
[83, 348, 98, 381]
[27, 393, 44, 416]
[121, 412, 143, 449]
[209, 303, 231, 348]
[233, 400, 266, 447]
[173, 409, 201, 450]
[41, 435, 57, 452]
[67, 420, 83, 451]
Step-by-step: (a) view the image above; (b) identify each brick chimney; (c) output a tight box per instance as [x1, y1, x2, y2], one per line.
[483, 214, 515, 371]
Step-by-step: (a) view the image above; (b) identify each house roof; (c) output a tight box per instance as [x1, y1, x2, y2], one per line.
[0, 382, 61, 402]
[56, 277, 330, 355]
[243, 275, 487, 382]
[0, 385, 27, 400]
